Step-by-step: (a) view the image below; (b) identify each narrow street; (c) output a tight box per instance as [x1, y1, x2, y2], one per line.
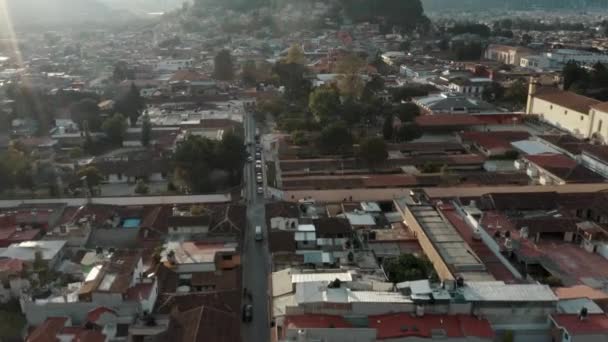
[241, 110, 271, 342]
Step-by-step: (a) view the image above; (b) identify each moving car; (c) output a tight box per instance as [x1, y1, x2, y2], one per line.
[247, 156, 253, 162]
[257, 186, 264, 194]
[255, 226, 263, 241]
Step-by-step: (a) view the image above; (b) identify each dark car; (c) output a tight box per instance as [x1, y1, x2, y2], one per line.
[242, 304, 253, 322]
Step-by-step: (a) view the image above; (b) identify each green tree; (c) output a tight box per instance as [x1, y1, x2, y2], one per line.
[141, 114, 151, 147]
[273, 62, 311, 104]
[383, 253, 435, 283]
[393, 103, 420, 122]
[102, 113, 128, 146]
[134, 179, 150, 195]
[112, 61, 133, 82]
[213, 49, 235, 81]
[284, 44, 306, 65]
[77, 166, 104, 194]
[317, 123, 354, 155]
[309, 85, 341, 123]
[358, 137, 388, 170]
[173, 134, 246, 193]
[396, 124, 423, 142]
[69, 98, 102, 131]
[340, 0, 427, 33]
[503, 79, 528, 106]
[292, 130, 308, 146]
[382, 116, 394, 140]
[216, 131, 247, 184]
[563, 61, 588, 91]
[336, 53, 366, 99]
[481, 82, 504, 102]
[241, 60, 258, 86]
[115, 83, 145, 126]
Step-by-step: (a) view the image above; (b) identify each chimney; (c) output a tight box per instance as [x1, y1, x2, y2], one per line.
[579, 307, 588, 321]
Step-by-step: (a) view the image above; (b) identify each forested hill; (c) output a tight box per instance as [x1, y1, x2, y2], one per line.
[423, 0, 608, 12]
[1, 0, 124, 28]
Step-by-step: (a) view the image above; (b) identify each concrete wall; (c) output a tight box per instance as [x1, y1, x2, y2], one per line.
[0, 194, 231, 208]
[22, 300, 140, 325]
[528, 97, 591, 138]
[351, 302, 415, 315]
[285, 328, 376, 342]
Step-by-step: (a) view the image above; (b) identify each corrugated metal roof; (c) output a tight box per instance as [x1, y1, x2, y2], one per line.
[462, 282, 557, 302]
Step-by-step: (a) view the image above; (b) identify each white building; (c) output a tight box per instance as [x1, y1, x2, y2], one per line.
[155, 59, 193, 71]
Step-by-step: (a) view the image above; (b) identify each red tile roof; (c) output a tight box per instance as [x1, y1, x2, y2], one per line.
[525, 153, 577, 169]
[524, 153, 605, 183]
[284, 314, 352, 330]
[73, 330, 106, 342]
[369, 313, 494, 340]
[125, 282, 154, 301]
[552, 314, 608, 335]
[26, 317, 68, 342]
[534, 88, 600, 114]
[86, 306, 117, 323]
[0, 258, 24, 273]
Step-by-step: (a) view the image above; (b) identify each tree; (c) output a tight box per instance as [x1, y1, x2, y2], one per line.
[216, 131, 247, 184]
[102, 113, 128, 146]
[173, 133, 246, 193]
[213, 49, 235, 81]
[339, 0, 427, 33]
[563, 61, 588, 91]
[336, 53, 366, 99]
[382, 116, 394, 140]
[393, 103, 420, 122]
[482, 82, 505, 102]
[241, 60, 258, 86]
[317, 123, 354, 155]
[503, 79, 528, 106]
[396, 124, 423, 142]
[69, 98, 102, 131]
[112, 61, 133, 82]
[309, 85, 341, 123]
[383, 253, 435, 283]
[521, 33, 532, 46]
[273, 62, 312, 104]
[358, 137, 388, 170]
[292, 131, 308, 146]
[141, 114, 151, 147]
[115, 83, 145, 126]
[77, 166, 103, 194]
[134, 179, 150, 195]
[284, 44, 306, 65]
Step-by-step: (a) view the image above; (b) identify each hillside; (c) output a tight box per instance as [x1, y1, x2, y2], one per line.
[423, 0, 608, 12]
[1, 0, 127, 28]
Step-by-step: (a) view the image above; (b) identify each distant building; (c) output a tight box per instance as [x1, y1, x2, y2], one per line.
[413, 93, 501, 115]
[485, 44, 533, 66]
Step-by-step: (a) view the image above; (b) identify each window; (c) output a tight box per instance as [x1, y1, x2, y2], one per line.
[564, 110, 568, 115]
[222, 255, 232, 261]
[599, 120, 604, 132]
[550, 105, 553, 109]
[581, 115, 584, 121]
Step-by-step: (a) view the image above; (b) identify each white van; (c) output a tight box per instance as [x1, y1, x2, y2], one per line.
[255, 226, 263, 241]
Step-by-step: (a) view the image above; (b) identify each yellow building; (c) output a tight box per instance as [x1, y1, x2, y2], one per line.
[526, 78, 608, 142]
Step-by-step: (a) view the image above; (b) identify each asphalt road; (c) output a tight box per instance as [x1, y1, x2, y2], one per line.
[241, 111, 271, 342]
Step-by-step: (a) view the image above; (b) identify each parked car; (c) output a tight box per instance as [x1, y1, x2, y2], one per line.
[242, 304, 253, 322]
